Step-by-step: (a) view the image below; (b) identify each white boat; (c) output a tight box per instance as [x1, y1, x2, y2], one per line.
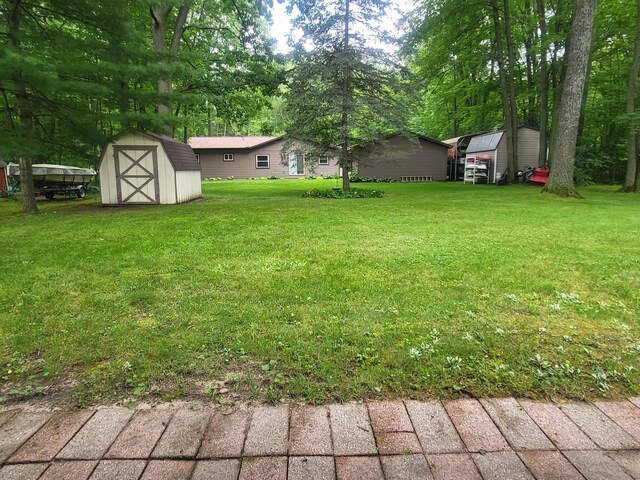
[8, 163, 96, 199]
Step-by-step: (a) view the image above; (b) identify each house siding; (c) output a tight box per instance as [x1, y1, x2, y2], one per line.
[356, 136, 448, 180]
[196, 139, 339, 179]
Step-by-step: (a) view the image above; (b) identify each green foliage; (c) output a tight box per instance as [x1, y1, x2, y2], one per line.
[406, 0, 635, 184]
[302, 187, 386, 198]
[283, 0, 415, 188]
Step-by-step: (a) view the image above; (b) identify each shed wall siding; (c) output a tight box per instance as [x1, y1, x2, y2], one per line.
[517, 127, 541, 168]
[197, 140, 339, 179]
[356, 137, 448, 180]
[176, 170, 202, 203]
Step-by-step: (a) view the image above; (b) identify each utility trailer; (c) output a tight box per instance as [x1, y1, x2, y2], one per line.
[8, 163, 96, 199]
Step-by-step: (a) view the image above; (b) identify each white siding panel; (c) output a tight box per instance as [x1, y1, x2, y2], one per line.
[176, 170, 202, 203]
[99, 143, 118, 204]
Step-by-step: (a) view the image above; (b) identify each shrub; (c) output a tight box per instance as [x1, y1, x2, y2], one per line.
[267, 175, 279, 180]
[302, 188, 385, 199]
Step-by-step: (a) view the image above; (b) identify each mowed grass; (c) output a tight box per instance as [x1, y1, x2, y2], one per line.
[0, 180, 639, 406]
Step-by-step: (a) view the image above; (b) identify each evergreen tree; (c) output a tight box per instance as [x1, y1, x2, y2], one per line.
[284, 0, 412, 191]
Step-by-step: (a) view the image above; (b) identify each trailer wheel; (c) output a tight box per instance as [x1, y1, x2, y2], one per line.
[76, 188, 86, 199]
[44, 192, 54, 200]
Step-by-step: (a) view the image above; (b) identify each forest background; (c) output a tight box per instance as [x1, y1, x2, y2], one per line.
[0, 0, 637, 188]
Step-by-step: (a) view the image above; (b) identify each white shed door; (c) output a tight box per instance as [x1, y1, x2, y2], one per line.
[114, 146, 160, 204]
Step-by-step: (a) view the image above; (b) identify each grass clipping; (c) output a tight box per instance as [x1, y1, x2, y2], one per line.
[303, 187, 385, 199]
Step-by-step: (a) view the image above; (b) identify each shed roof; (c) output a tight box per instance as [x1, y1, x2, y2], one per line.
[145, 132, 201, 171]
[0, 160, 6, 168]
[467, 131, 504, 153]
[188, 136, 282, 150]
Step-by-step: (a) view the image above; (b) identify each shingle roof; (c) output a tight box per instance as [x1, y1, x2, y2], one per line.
[188, 136, 282, 150]
[0, 160, 6, 168]
[145, 133, 201, 171]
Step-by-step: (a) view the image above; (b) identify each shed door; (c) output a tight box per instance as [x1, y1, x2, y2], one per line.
[114, 146, 160, 204]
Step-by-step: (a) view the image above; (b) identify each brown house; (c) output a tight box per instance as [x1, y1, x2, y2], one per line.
[188, 136, 339, 179]
[355, 134, 449, 181]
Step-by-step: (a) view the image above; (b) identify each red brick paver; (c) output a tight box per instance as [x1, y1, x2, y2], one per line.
[444, 399, 510, 452]
[518, 450, 584, 479]
[336, 456, 384, 480]
[238, 456, 287, 480]
[367, 401, 413, 433]
[288, 406, 332, 456]
[9, 410, 94, 463]
[519, 399, 597, 450]
[106, 409, 172, 459]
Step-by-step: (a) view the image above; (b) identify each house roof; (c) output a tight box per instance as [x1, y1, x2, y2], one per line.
[467, 131, 504, 153]
[145, 132, 201, 171]
[188, 136, 282, 150]
[414, 134, 451, 149]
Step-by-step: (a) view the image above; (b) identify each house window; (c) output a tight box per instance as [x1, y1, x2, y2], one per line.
[256, 154, 270, 169]
[223, 153, 234, 162]
[318, 157, 330, 165]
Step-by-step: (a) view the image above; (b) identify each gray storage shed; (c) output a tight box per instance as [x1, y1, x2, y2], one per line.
[99, 131, 202, 205]
[466, 126, 540, 183]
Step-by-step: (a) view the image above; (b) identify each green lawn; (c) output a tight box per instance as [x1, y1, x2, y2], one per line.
[1, 180, 639, 406]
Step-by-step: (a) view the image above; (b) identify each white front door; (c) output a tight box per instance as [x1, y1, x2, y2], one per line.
[289, 154, 304, 176]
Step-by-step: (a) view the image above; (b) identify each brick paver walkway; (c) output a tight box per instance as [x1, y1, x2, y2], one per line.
[1, 398, 640, 479]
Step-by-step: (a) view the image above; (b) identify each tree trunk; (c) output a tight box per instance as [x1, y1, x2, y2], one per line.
[491, 0, 517, 182]
[8, 0, 37, 214]
[150, 3, 190, 132]
[543, 0, 597, 197]
[340, 0, 352, 192]
[503, 0, 519, 180]
[622, 0, 640, 192]
[536, 0, 549, 166]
